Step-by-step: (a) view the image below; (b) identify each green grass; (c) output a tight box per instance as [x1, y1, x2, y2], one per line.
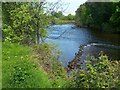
[2, 41, 69, 88]
[2, 41, 52, 88]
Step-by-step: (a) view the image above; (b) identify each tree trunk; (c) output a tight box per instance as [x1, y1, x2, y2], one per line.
[36, 20, 40, 44]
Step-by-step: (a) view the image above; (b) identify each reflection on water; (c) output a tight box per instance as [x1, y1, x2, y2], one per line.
[45, 24, 120, 66]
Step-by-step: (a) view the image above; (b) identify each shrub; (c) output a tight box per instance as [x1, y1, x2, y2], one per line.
[69, 54, 120, 88]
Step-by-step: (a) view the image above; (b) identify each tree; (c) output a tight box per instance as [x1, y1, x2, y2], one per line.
[75, 4, 87, 26]
[110, 2, 120, 32]
[52, 11, 63, 19]
[66, 14, 74, 20]
[2, 2, 49, 44]
[75, 2, 119, 32]
[29, 2, 49, 44]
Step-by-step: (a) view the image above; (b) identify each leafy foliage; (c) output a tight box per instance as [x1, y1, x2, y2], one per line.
[2, 2, 49, 44]
[50, 10, 75, 24]
[52, 11, 64, 19]
[63, 14, 75, 20]
[110, 2, 120, 32]
[69, 54, 120, 88]
[75, 2, 120, 32]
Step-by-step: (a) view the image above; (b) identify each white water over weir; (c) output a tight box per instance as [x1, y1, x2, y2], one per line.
[81, 43, 120, 60]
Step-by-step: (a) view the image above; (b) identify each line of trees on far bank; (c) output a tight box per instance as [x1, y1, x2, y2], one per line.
[52, 11, 75, 20]
[50, 11, 75, 24]
[75, 2, 120, 33]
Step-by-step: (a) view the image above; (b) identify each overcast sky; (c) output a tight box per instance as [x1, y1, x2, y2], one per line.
[46, 0, 87, 15]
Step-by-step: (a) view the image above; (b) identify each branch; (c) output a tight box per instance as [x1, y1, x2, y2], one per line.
[55, 29, 68, 39]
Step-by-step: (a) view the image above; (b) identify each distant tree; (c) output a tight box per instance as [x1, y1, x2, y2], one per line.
[53, 11, 63, 19]
[66, 14, 75, 20]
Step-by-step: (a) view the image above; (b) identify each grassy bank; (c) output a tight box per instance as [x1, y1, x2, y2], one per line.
[52, 19, 75, 25]
[2, 41, 69, 88]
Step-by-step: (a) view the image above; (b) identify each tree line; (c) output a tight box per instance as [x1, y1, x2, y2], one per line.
[52, 11, 74, 20]
[50, 11, 75, 24]
[75, 2, 120, 33]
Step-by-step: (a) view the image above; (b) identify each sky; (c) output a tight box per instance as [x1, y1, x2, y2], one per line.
[47, 0, 87, 15]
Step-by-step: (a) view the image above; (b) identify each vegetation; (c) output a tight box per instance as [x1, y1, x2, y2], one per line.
[2, 41, 50, 88]
[51, 11, 75, 24]
[2, 1, 120, 88]
[2, 1, 69, 88]
[2, 2, 49, 44]
[69, 54, 120, 88]
[75, 2, 120, 33]
[2, 41, 68, 88]
[2, 41, 120, 88]
[52, 19, 74, 25]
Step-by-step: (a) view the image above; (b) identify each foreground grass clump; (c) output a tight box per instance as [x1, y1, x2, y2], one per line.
[69, 54, 120, 88]
[2, 41, 52, 88]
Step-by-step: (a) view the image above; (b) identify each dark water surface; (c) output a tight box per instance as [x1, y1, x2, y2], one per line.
[45, 24, 120, 66]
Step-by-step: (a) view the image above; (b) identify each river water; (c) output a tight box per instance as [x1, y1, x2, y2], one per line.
[45, 24, 120, 66]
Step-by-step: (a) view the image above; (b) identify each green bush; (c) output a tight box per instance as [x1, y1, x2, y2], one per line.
[69, 54, 120, 88]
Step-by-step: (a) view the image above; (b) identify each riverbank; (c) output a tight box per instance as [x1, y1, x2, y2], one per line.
[2, 41, 120, 88]
[51, 19, 75, 25]
[2, 41, 69, 88]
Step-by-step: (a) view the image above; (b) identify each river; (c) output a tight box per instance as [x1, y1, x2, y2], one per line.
[45, 24, 120, 66]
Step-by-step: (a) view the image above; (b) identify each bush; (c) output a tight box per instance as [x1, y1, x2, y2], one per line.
[69, 54, 120, 88]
